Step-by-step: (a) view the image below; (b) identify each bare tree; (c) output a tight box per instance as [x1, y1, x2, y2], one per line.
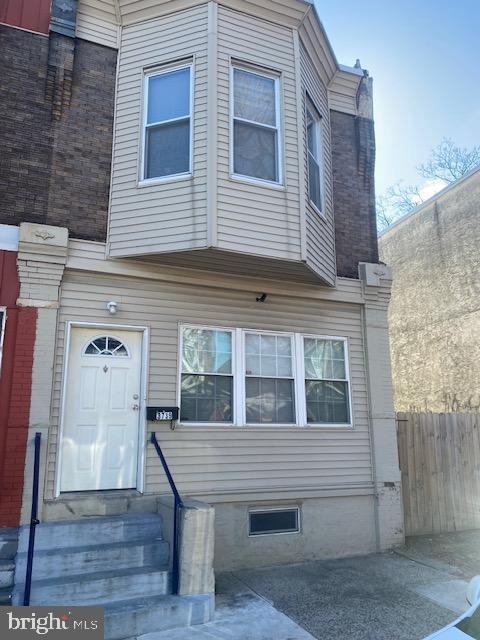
[418, 138, 480, 183]
[376, 182, 425, 232]
[377, 138, 480, 233]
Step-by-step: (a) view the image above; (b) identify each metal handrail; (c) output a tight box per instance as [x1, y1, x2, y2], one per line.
[150, 432, 184, 595]
[23, 432, 42, 606]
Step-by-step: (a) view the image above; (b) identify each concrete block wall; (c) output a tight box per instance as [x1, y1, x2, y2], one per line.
[213, 495, 377, 572]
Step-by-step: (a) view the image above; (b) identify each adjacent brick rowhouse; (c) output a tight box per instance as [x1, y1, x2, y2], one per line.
[330, 78, 379, 278]
[0, 24, 116, 242]
[0, 251, 36, 528]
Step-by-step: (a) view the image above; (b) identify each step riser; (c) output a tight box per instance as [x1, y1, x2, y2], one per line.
[18, 515, 163, 552]
[0, 540, 17, 560]
[13, 571, 169, 606]
[15, 541, 169, 581]
[105, 594, 215, 640]
[0, 568, 14, 589]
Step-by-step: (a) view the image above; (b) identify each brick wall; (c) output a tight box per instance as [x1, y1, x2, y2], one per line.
[0, 251, 36, 528]
[330, 109, 379, 278]
[0, 24, 116, 242]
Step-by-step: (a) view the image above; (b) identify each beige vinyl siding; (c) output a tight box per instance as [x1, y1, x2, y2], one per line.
[108, 5, 209, 257]
[299, 42, 336, 285]
[46, 266, 372, 500]
[328, 70, 359, 115]
[216, 6, 302, 262]
[67, 239, 363, 304]
[76, 11, 119, 48]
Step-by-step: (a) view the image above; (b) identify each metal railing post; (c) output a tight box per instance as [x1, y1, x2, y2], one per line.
[23, 432, 42, 606]
[150, 432, 184, 595]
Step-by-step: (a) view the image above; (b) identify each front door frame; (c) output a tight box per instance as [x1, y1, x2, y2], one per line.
[54, 321, 149, 498]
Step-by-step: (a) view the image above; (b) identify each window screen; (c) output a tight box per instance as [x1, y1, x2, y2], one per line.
[249, 508, 300, 536]
[232, 67, 280, 183]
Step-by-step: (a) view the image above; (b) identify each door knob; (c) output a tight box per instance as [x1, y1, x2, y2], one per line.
[132, 404, 140, 411]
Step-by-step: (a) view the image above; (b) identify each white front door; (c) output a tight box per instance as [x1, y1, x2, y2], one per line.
[60, 327, 143, 492]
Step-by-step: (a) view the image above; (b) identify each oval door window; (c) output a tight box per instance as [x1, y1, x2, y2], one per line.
[83, 336, 130, 357]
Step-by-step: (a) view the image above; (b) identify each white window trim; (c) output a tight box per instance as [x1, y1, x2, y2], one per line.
[139, 61, 194, 186]
[176, 325, 353, 429]
[248, 506, 301, 537]
[242, 329, 297, 427]
[0, 307, 6, 373]
[177, 324, 237, 427]
[229, 63, 283, 187]
[305, 93, 326, 218]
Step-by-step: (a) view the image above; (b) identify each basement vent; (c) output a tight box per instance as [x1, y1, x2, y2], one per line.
[248, 507, 300, 536]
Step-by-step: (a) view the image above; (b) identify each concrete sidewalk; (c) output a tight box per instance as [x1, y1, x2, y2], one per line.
[147, 532, 480, 640]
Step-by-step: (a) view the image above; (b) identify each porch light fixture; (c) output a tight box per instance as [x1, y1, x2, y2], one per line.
[106, 301, 118, 315]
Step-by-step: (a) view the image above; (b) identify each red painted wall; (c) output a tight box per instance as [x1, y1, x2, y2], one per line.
[0, 250, 36, 528]
[0, 0, 51, 35]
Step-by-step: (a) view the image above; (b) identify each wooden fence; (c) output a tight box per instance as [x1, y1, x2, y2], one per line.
[397, 412, 480, 536]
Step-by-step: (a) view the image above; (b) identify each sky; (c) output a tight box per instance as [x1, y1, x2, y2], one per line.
[315, 0, 480, 197]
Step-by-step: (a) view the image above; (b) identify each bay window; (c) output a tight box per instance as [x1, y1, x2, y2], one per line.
[306, 96, 324, 213]
[142, 63, 192, 181]
[232, 65, 281, 184]
[179, 327, 352, 427]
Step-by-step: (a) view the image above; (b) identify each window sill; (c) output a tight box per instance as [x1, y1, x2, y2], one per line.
[229, 174, 286, 191]
[137, 173, 192, 188]
[307, 199, 328, 222]
[174, 422, 354, 430]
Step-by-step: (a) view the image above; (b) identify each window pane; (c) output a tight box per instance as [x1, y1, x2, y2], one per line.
[305, 380, 350, 424]
[147, 68, 190, 124]
[233, 121, 277, 182]
[181, 374, 232, 422]
[246, 378, 295, 424]
[182, 328, 232, 374]
[146, 120, 190, 179]
[245, 334, 293, 377]
[234, 69, 276, 126]
[304, 338, 346, 380]
[308, 153, 322, 210]
[307, 108, 316, 155]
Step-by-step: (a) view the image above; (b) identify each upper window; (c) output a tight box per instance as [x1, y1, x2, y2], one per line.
[84, 336, 129, 357]
[232, 66, 281, 184]
[142, 64, 192, 181]
[178, 327, 352, 427]
[306, 97, 324, 213]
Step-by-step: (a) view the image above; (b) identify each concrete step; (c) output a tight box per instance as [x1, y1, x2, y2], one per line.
[15, 538, 169, 581]
[18, 513, 163, 552]
[0, 560, 14, 589]
[13, 566, 170, 606]
[104, 593, 215, 640]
